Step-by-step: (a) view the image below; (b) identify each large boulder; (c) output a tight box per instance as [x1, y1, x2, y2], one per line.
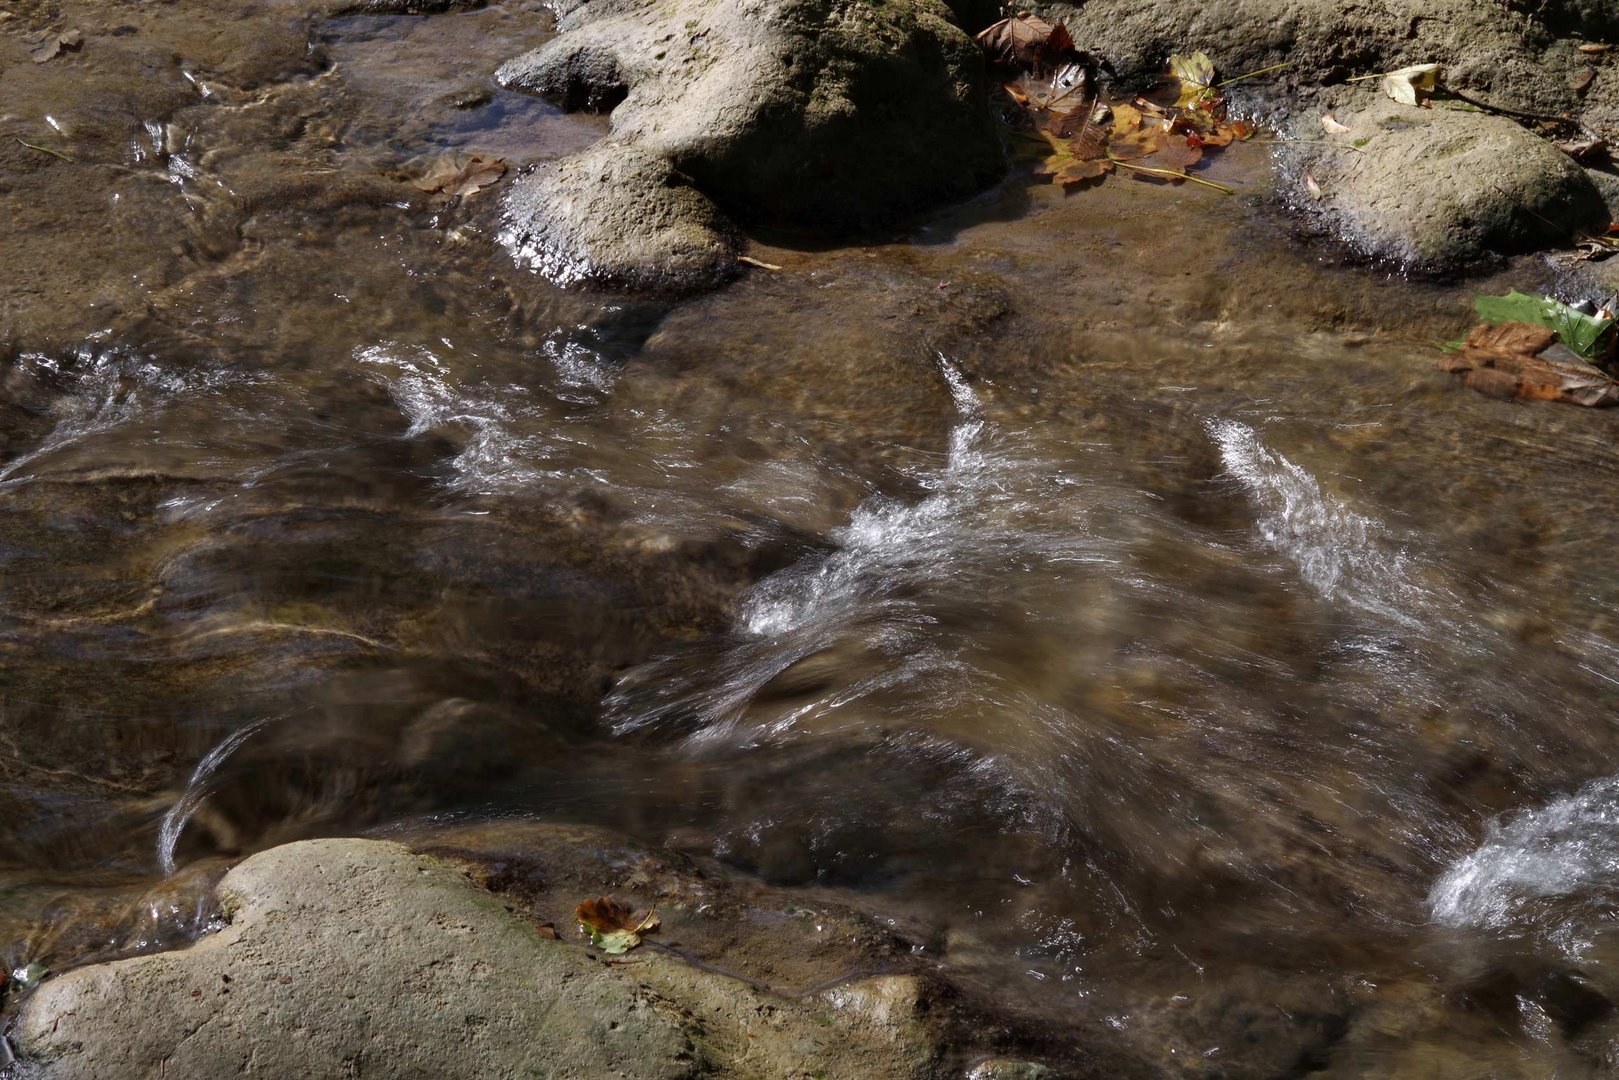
[10, 838, 956, 1080]
[1295, 98, 1606, 272]
[1038, 0, 1599, 118]
[496, 0, 1003, 290]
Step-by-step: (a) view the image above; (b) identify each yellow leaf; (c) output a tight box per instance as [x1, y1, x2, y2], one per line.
[1168, 50, 1215, 107]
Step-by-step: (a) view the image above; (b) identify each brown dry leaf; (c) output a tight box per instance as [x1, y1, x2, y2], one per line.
[976, 14, 1068, 70]
[1067, 122, 1110, 162]
[1111, 103, 1144, 137]
[536, 923, 561, 940]
[1566, 239, 1619, 263]
[1578, 43, 1611, 55]
[1572, 68, 1597, 93]
[1144, 135, 1203, 173]
[1304, 172, 1323, 200]
[30, 28, 83, 63]
[1109, 128, 1164, 161]
[575, 896, 661, 954]
[1440, 320, 1619, 406]
[1466, 322, 1557, 355]
[1320, 114, 1351, 135]
[1053, 158, 1113, 185]
[414, 153, 507, 198]
[1555, 136, 1608, 163]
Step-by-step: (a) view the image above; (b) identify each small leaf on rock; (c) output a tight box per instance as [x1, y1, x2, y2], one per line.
[1381, 63, 1443, 107]
[576, 896, 660, 954]
[1304, 171, 1323, 200]
[1320, 114, 1350, 134]
[1578, 43, 1611, 54]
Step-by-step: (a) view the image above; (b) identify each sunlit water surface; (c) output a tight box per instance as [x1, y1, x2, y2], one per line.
[7, 5, 1619, 1076]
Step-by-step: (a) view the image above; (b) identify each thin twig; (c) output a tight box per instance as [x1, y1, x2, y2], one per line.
[1111, 158, 1237, 194]
[15, 138, 73, 162]
[1440, 83, 1601, 141]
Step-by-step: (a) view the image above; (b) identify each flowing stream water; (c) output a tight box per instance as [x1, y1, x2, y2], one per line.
[8, 2, 1619, 1075]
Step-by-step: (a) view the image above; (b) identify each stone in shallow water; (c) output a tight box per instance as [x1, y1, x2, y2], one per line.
[14, 839, 696, 1079]
[501, 140, 740, 295]
[1300, 99, 1605, 273]
[12, 837, 955, 1079]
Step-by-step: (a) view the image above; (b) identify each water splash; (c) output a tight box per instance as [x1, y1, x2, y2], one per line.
[157, 717, 275, 875]
[1429, 775, 1619, 951]
[1208, 418, 1437, 629]
[610, 353, 1102, 747]
[360, 342, 569, 494]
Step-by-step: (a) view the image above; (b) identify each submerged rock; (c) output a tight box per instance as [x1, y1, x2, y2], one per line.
[1297, 99, 1605, 273]
[496, 0, 1002, 290]
[10, 838, 958, 1079]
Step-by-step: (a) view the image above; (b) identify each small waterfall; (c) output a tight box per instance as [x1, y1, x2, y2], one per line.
[156, 717, 274, 875]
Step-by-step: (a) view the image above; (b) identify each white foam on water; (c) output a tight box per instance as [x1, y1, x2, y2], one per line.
[1207, 418, 1439, 630]
[1429, 775, 1619, 947]
[0, 347, 248, 487]
[611, 354, 1108, 753]
[156, 716, 275, 875]
[359, 342, 570, 494]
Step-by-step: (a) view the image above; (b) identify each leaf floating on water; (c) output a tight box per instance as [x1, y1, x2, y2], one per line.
[413, 153, 507, 199]
[993, 38, 1248, 195]
[1167, 50, 1215, 107]
[1440, 321, 1619, 406]
[576, 897, 660, 954]
[1380, 63, 1442, 107]
[30, 27, 83, 63]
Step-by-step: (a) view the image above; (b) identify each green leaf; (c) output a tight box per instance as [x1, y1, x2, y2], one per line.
[596, 929, 640, 955]
[1473, 290, 1615, 360]
[11, 963, 47, 990]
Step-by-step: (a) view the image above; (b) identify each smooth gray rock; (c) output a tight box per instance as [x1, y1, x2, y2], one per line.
[499, 141, 740, 294]
[494, 0, 1001, 292]
[1297, 98, 1605, 272]
[11, 837, 954, 1079]
[12, 839, 697, 1080]
[499, 0, 1000, 231]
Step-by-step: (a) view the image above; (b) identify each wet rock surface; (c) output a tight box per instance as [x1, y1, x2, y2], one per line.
[11, 837, 986, 1079]
[496, 0, 1002, 286]
[502, 140, 741, 293]
[1294, 98, 1607, 272]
